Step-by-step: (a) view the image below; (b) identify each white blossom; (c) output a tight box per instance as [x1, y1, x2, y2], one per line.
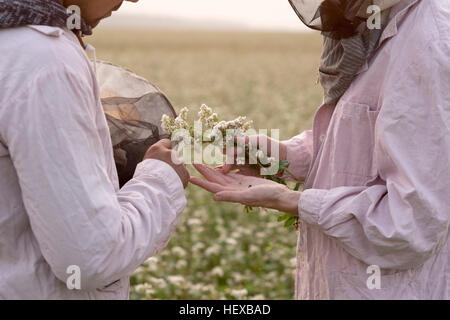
[161, 114, 173, 134]
[179, 107, 189, 121]
[230, 288, 248, 299]
[211, 266, 224, 277]
[172, 246, 186, 257]
[198, 104, 213, 122]
[176, 260, 188, 269]
[167, 275, 185, 286]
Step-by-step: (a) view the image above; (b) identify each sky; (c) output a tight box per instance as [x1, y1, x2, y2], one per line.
[110, 0, 308, 31]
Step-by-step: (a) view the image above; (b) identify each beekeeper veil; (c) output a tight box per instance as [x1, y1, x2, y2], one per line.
[288, 0, 401, 105]
[96, 62, 176, 187]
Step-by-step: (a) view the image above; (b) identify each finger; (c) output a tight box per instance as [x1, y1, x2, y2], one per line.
[236, 166, 260, 177]
[221, 163, 236, 174]
[177, 165, 190, 188]
[233, 135, 251, 146]
[223, 151, 234, 171]
[223, 145, 244, 168]
[234, 135, 261, 150]
[159, 139, 172, 149]
[189, 176, 226, 193]
[222, 165, 259, 177]
[193, 163, 225, 183]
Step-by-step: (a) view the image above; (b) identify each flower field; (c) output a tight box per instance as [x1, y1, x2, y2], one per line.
[90, 28, 323, 299]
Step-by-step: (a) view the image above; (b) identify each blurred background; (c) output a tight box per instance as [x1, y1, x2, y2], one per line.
[90, 0, 324, 300]
[102, 0, 309, 31]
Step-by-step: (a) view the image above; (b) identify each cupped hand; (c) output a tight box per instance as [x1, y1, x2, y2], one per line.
[190, 164, 300, 215]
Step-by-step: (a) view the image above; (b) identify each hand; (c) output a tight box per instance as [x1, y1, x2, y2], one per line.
[190, 164, 300, 215]
[144, 139, 190, 188]
[221, 135, 287, 176]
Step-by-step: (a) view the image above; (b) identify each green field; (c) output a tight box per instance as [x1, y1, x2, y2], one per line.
[90, 29, 323, 300]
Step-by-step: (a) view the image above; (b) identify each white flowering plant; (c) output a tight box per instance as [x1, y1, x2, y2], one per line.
[161, 104, 301, 229]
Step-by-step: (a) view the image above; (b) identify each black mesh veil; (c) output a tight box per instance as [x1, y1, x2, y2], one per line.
[288, 0, 368, 39]
[288, 1, 401, 104]
[289, 0, 324, 30]
[96, 61, 176, 187]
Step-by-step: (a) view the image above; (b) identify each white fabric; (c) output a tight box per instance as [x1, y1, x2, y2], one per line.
[0, 25, 186, 299]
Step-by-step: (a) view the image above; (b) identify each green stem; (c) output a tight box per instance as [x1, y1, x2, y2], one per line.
[284, 168, 302, 182]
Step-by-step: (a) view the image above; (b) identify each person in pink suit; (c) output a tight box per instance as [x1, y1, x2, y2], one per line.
[192, 0, 450, 300]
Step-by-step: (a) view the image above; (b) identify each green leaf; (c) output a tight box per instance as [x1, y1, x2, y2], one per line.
[277, 213, 292, 222]
[278, 160, 290, 171]
[284, 216, 297, 228]
[293, 182, 302, 191]
[267, 175, 287, 185]
[264, 241, 273, 251]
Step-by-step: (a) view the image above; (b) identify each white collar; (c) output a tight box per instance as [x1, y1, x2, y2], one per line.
[27, 25, 65, 37]
[377, 0, 421, 48]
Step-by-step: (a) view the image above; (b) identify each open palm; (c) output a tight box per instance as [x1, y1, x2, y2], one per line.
[190, 164, 299, 214]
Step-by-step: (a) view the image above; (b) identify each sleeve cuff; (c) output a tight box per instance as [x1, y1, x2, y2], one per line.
[279, 132, 313, 182]
[298, 189, 328, 226]
[134, 158, 186, 214]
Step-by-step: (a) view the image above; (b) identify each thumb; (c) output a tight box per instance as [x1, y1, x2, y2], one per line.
[159, 138, 172, 149]
[221, 164, 234, 174]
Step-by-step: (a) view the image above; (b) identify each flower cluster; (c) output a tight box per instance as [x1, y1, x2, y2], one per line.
[161, 105, 300, 230]
[161, 107, 189, 135]
[161, 104, 253, 140]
